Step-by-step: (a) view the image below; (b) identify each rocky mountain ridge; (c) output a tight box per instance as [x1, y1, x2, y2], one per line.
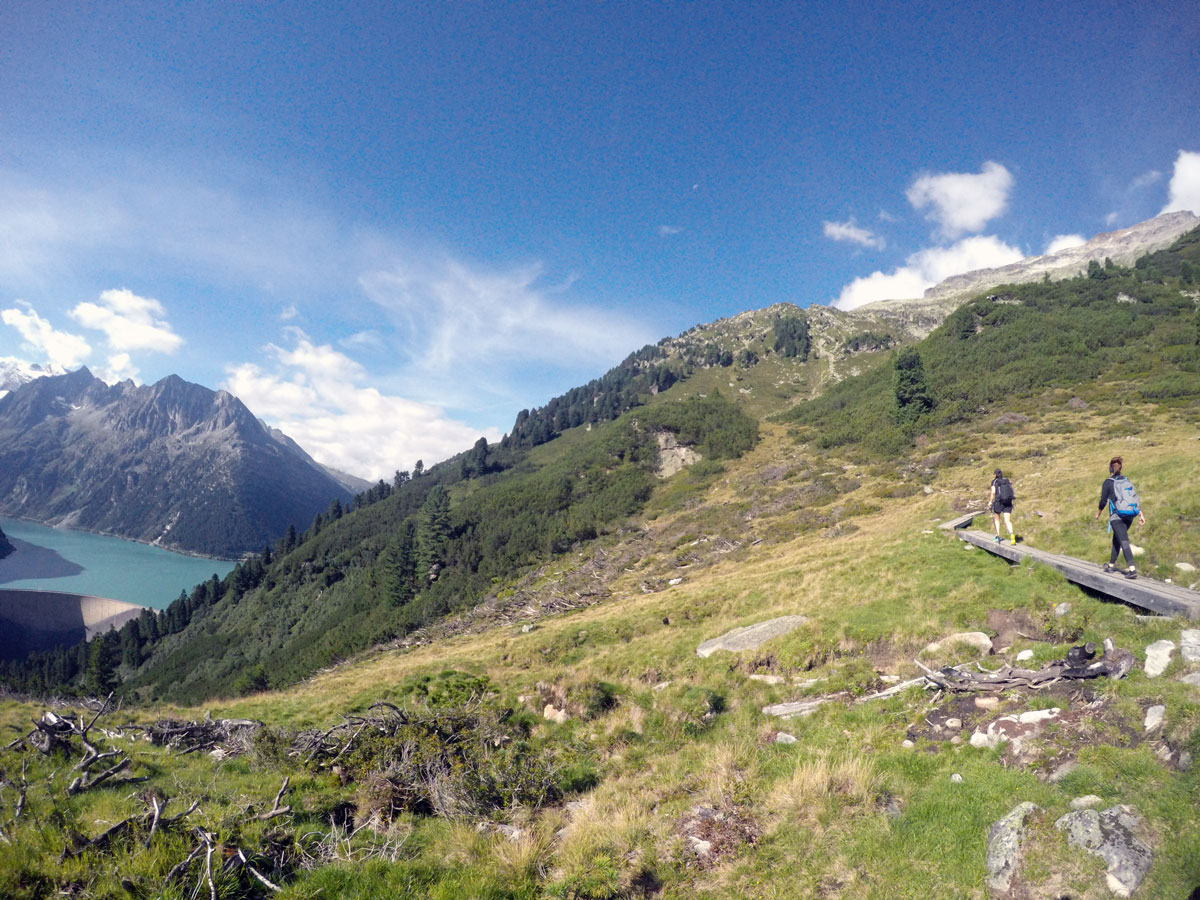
[0, 369, 352, 557]
[854, 210, 1200, 336]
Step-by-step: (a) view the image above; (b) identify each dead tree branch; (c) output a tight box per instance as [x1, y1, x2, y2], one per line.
[915, 641, 1134, 693]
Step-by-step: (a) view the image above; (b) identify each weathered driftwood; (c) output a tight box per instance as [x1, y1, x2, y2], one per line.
[20, 696, 147, 796]
[62, 795, 199, 860]
[915, 641, 1134, 693]
[146, 717, 262, 755]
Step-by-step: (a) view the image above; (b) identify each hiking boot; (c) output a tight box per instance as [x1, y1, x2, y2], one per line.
[1102, 563, 1116, 573]
[1124, 567, 1137, 580]
[1010, 535, 1017, 545]
[994, 535, 1001, 543]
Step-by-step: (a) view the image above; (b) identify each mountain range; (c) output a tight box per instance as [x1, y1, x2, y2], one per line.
[0, 368, 352, 557]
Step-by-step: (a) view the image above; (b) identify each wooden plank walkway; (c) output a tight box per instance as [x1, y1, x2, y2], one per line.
[956, 528, 1200, 620]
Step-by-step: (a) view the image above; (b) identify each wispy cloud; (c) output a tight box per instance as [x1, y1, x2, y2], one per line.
[0, 301, 92, 369]
[223, 328, 499, 479]
[833, 235, 1023, 310]
[657, 224, 684, 236]
[0, 166, 347, 296]
[70, 288, 183, 353]
[822, 219, 885, 249]
[360, 256, 653, 409]
[1161, 149, 1200, 215]
[1130, 169, 1162, 191]
[1044, 234, 1087, 255]
[906, 161, 1013, 239]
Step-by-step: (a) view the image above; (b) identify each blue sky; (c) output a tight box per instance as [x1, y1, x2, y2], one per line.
[1, 1, 1197, 478]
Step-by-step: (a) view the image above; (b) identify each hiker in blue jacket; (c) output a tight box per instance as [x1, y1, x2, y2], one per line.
[988, 468, 1016, 545]
[1095, 455, 1146, 579]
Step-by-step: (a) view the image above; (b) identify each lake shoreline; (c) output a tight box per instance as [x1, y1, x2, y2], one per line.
[0, 514, 241, 562]
[0, 518, 237, 611]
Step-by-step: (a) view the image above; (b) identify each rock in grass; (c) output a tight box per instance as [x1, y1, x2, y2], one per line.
[1016, 649, 1034, 662]
[1181, 672, 1200, 689]
[923, 631, 992, 657]
[1143, 705, 1165, 732]
[985, 801, 1038, 897]
[748, 673, 785, 685]
[763, 697, 829, 719]
[1144, 640, 1176, 678]
[1053, 602, 1071, 617]
[1055, 806, 1152, 898]
[696, 615, 808, 658]
[1047, 760, 1078, 783]
[1179, 629, 1200, 664]
[1071, 795, 1103, 809]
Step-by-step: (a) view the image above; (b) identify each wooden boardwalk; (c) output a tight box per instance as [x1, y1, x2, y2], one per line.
[955, 526, 1200, 620]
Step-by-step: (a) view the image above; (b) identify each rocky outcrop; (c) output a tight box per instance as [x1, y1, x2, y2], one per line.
[0, 523, 12, 560]
[986, 802, 1038, 897]
[696, 616, 809, 658]
[924, 211, 1199, 303]
[1055, 805, 1152, 897]
[0, 369, 352, 557]
[854, 212, 1200, 336]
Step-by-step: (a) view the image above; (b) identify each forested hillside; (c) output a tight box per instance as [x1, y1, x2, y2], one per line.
[785, 225, 1200, 456]
[2, 393, 759, 702]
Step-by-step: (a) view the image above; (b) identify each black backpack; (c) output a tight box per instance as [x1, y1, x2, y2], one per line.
[995, 478, 1014, 503]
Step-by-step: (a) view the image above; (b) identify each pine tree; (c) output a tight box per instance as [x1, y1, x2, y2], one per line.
[893, 346, 935, 424]
[416, 484, 451, 582]
[85, 630, 121, 696]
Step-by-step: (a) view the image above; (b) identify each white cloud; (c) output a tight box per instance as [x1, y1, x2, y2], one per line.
[280, 304, 299, 321]
[833, 235, 1024, 310]
[99, 352, 139, 383]
[1105, 211, 1119, 226]
[70, 288, 183, 354]
[1161, 150, 1200, 215]
[360, 256, 652, 408]
[0, 301, 92, 369]
[822, 219, 885, 249]
[657, 224, 683, 236]
[1044, 234, 1087, 255]
[906, 161, 1014, 239]
[224, 329, 499, 480]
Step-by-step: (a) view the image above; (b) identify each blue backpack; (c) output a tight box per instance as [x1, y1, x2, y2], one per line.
[1110, 475, 1141, 516]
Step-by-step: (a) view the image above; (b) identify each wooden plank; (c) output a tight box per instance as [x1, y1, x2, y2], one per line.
[957, 530, 1200, 620]
[938, 511, 980, 531]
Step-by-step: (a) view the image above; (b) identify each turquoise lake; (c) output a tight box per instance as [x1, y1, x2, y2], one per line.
[0, 518, 235, 610]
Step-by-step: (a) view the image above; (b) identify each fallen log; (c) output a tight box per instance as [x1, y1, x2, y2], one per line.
[915, 640, 1134, 693]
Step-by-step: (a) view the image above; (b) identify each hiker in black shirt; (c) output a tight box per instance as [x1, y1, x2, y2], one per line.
[988, 468, 1016, 545]
[1095, 455, 1146, 578]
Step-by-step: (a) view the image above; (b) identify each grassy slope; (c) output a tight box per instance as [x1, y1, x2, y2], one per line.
[3, 263, 1199, 898]
[4, 403, 1197, 899]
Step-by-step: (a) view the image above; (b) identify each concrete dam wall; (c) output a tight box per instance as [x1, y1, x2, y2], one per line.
[0, 589, 146, 660]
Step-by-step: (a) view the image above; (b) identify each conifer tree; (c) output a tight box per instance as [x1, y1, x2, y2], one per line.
[416, 484, 451, 582]
[893, 346, 935, 424]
